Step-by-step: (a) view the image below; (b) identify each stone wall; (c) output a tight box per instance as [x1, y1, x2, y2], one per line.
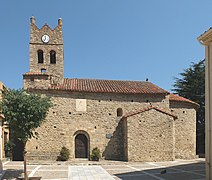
[29, 19, 64, 83]
[170, 101, 197, 159]
[126, 109, 175, 162]
[23, 75, 51, 90]
[26, 90, 168, 161]
[25, 89, 197, 162]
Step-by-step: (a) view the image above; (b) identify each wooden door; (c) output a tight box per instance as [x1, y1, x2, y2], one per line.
[75, 134, 88, 158]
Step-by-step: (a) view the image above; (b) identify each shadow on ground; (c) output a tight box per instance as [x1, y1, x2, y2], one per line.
[114, 161, 205, 180]
[2, 169, 23, 180]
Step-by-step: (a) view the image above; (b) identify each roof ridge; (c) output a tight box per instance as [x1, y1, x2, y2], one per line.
[64, 77, 148, 83]
[123, 106, 177, 119]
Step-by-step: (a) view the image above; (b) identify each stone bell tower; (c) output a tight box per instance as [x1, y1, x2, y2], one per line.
[23, 16, 64, 90]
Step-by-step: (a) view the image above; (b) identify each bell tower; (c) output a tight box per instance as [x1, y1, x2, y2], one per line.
[23, 16, 64, 90]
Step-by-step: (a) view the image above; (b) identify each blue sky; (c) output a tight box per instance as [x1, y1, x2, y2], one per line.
[0, 0, 211, 92]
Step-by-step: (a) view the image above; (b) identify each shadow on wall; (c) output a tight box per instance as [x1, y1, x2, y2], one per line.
[102, 119, 127, 161]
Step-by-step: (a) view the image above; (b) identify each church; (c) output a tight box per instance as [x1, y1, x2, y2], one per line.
[22, 16, 198, 162]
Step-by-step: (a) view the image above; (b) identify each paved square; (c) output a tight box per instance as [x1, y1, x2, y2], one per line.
[0, 159, 205, 180]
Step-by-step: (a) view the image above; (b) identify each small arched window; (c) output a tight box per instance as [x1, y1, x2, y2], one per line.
[37, 50, 43, 63]
[117, 108, 123, 117]
[50, 50, 56, 64]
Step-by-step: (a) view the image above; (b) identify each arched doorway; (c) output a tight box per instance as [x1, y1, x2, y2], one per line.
[75, 133, 88, 158]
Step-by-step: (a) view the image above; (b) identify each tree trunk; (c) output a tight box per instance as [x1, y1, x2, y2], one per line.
[23, 147, 28, 180]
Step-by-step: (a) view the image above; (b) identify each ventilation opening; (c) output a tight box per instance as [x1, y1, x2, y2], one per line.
[41, 68, 46, 73]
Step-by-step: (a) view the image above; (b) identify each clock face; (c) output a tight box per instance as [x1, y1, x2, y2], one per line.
[41, 34, 49, 43]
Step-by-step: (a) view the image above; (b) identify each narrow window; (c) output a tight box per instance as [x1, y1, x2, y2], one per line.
[37, 50, 43, 63]
[117, 108, 123, 117]
[50, 50, 56, 64]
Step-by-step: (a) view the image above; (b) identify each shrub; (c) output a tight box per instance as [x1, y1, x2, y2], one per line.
[90, 147, 101, 161]
[4, 141, 15, 158]
[57, 146, 70, 161]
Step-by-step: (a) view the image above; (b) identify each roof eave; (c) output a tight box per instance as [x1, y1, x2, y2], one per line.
[170, 100, 199, 109]
[197, 28, 212, 45]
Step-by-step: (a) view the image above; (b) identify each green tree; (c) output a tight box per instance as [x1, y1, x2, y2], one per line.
[172, 59, 205, 154]
[0, 89, 52, 179]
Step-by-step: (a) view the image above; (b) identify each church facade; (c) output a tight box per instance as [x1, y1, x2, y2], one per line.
[23, 17, 198, 162]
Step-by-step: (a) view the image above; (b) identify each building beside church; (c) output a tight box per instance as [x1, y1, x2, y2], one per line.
[22, 16, 198, 162]
[0, 82, 9, 159]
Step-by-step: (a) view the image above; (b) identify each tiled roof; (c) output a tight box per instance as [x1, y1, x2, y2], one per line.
[123, 106, 177, 119]
[169, 94, 199, 107]
[23, 72, 49, 76]
[50, 78, 168, 94]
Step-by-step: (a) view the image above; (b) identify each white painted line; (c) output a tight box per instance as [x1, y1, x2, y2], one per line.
[35, 169, 67, 172]
[68, 165, 72, 179]
[2, 161, 9, 166]
[42, 178, 69, 180]
[126, 165, 165, 180]
[5, 164, 34, 167]
[29, 165, 42, 177]
[146, 162, 161, 166]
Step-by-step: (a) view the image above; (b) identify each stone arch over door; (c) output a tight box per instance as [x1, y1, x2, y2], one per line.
[74, 130, 90, 159]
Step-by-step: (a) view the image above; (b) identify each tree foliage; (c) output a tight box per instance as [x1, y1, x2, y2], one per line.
[172, 59, 205, 153]
[0, 89, 52, 146]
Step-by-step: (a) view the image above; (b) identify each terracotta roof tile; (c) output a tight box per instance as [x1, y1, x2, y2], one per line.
[23, 72, 49, 76]
[123, 106, 177, 119]
[50, 78, 168, 94]
[169, 94, 199, 107]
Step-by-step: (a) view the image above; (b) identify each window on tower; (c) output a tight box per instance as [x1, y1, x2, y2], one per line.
[37, 50, 44, 63]
[50, 50, 56, 64]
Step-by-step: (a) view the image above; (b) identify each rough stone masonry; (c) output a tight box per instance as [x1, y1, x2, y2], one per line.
[22, 16, 198, 162]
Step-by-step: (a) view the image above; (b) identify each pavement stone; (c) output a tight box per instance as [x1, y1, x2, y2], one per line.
[0, 158, 206, 180]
